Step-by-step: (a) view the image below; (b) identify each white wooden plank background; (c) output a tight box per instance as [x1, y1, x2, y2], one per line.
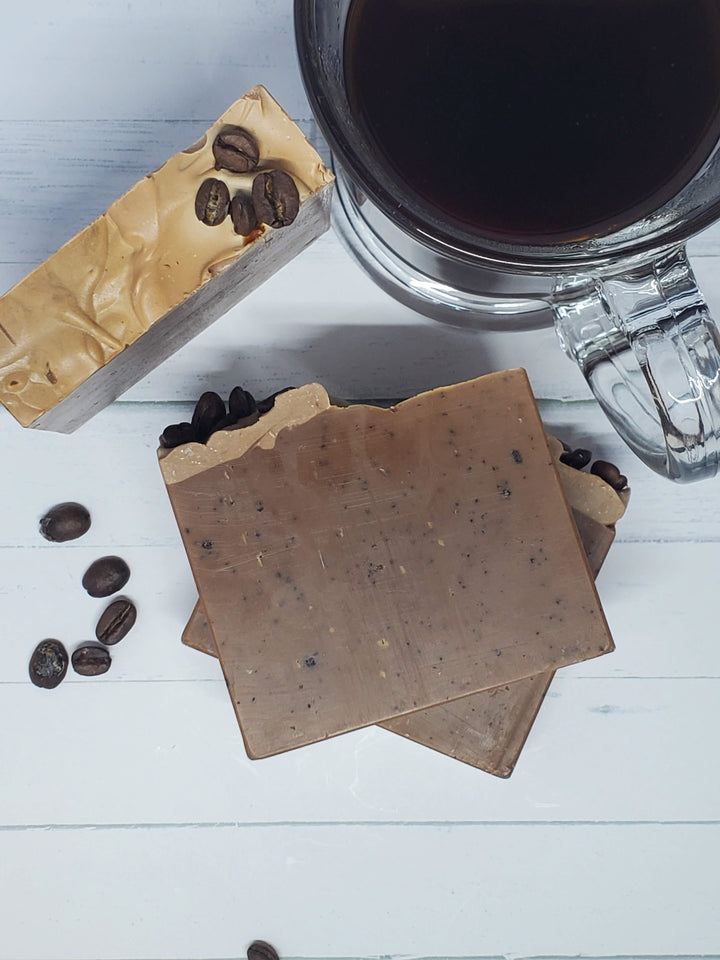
[2, 3, 720, 960]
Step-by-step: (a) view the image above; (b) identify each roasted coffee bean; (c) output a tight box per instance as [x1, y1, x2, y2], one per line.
[247, 941, 279, 960]
[210, 412, 239, 433]
[82, 556, 131, 598]
[39, 501, 91, 542]
[29, 639, 68, 689]
[230, 192, 259, 236]
[591, 459, 628, 490]
[192, 391, 227, 442]
[195, 178, 230, 226]
[72, 644, 111, 677]
[96, 597, 137, 645]
[213, 126, 259, 174]
[228, 386, 257, 419]
[252, 170, 300, 228]
[559, 447, 592, 470]
[159, 421, 197, 449]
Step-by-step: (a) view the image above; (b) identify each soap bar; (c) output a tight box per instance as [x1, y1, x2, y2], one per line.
[160, 371, 614, 758]
[182, 505, 614, 775]
[0, 86, 333, 432]
[181, 462, 621, 776]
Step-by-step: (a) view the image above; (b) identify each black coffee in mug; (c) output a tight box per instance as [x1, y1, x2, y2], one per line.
[344, 0, 720, 245]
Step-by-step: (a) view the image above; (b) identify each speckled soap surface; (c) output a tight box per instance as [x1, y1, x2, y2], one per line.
[181, 495, 616, 777]
[162, 370, 613, 758]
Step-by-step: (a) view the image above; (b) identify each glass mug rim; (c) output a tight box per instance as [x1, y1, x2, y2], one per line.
[294, 0, 720, 274]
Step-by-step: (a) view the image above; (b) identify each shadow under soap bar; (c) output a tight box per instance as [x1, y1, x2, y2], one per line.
[160, 371, 615, 759]
[0, 85, 333, 432]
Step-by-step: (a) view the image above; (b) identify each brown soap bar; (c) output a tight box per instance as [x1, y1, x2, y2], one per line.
[0, 86, 333, 432]
[182, 503, 616, 777]
[160, 371, 614, 759]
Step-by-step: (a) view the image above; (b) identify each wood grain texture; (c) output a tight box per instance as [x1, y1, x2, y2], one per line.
[2, 2, 720, 958]
[1, 823, 719, 959]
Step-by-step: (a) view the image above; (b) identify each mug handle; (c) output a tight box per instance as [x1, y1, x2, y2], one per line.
[552, 246, 720, 482]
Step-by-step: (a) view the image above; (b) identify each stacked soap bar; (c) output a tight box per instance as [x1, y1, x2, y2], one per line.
[159, 370, 625, 771]
[0, 86, 333, 432]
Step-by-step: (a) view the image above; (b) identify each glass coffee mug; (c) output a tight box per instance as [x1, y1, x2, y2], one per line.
[294, 0, 720, 482]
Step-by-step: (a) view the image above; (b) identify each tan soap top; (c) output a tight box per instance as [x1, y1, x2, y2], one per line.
[161, 370, 615, 758]
[0, 86, 333, 430]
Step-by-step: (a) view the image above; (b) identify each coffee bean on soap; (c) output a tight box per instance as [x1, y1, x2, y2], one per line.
[213, 126, 259, 174]
[192, 391, 227, 442]
[210, 412, 239, 432]
[559, 447, 592, 470]
[29, 639, 68, 689]
[159, 421, 197, 449]
[82, 556, 131, 598]
[195, 178, 231, 226]
[39, 501, 91, 542]
[228, 386, 257, 419]
[591, 459, 628, 490]
[247, 941, 279, 960]
[230, 192, 259, 236]
[252, 170, 300, 227]
[71, 644, 112, 677]
[96, 597, 137, 645]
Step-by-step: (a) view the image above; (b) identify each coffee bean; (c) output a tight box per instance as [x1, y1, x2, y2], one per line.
[252, 170, 300, 228]
[39, 501, 91, 542]
[591, 459, 628, 490]
[72, 644, 112, 677]
[210, 412, 239, 432]
[559, 447, 592, 470]
[29, 639, 68, 689]
[192, 391, 227, 442]
[96, 598, 137, 645]
[230, 192, 259, 236]
[159, 421, 197, 449]
[82, 556, 131, 598]
[247, 941, 279, 960]
[213, 126, 259, 174]
[195, 178, 231, 226]
[228, 386, 257, 419]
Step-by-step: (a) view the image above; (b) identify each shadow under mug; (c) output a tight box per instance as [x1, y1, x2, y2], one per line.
[295, 0, 720, 483]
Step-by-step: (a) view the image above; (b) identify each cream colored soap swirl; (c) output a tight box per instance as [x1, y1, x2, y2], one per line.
[0, 86, 333, 427]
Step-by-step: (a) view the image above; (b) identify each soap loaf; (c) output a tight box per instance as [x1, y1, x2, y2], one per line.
[0, 86, 333, 432]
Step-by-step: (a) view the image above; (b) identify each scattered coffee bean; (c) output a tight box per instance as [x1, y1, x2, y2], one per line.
[159, 421, 197, 449]
[195, 177, 231, 226]
[82, 556, 131, 598]
[247, 941, 279, 960]
[39, 501, 91, 542]
[192, 391, 227, 442]
[96, 597, 137, 645]
[230, 192, 259, 236]
[591, 459, 628, 490]
[559, 447, 592, 470]
[252, 170, 300, 228]
[228, 386, 257, 419]
[29, 639, 68, 689]
[72, 644, 112, 677]
[213, 126, 259, 174]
